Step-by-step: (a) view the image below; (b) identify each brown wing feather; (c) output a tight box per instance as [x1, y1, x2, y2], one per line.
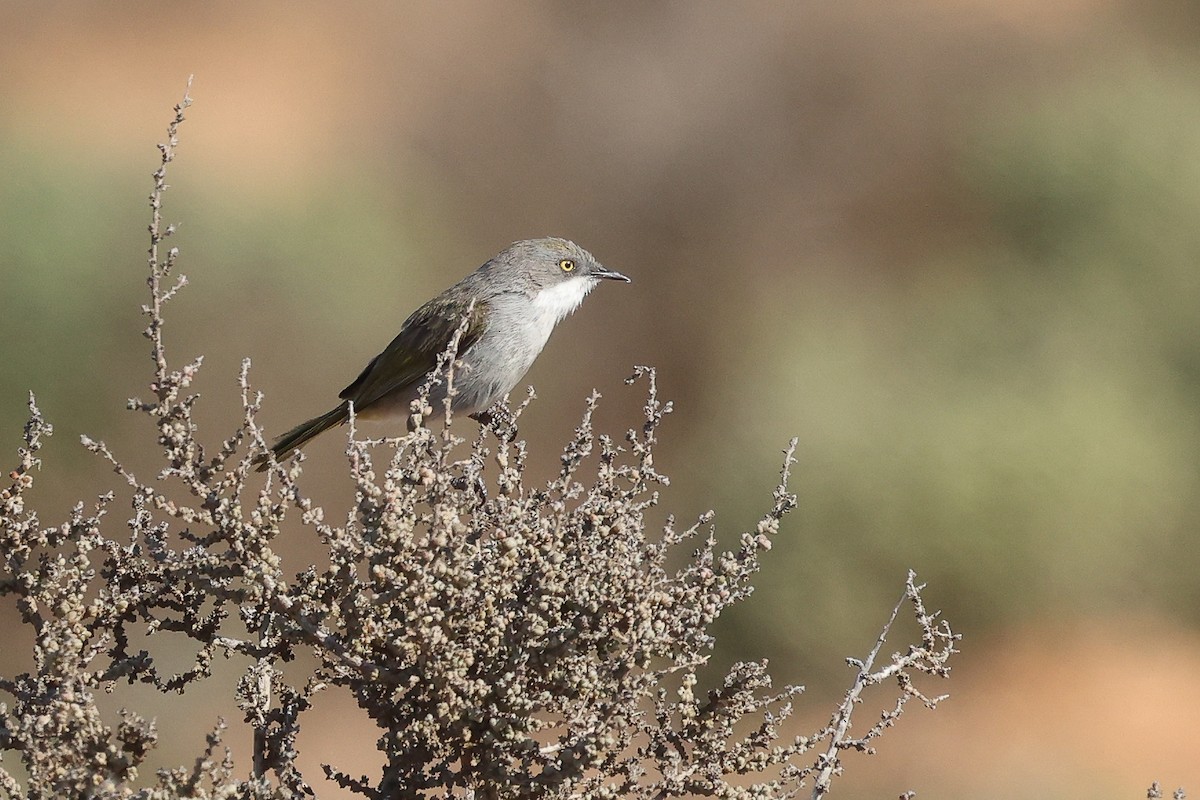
[339, 296, 489, 410]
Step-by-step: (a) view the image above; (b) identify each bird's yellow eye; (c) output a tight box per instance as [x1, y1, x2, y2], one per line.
[559, 258, 576, 273]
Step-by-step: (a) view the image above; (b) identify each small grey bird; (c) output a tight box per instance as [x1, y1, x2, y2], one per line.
[258, 237, 629, 469]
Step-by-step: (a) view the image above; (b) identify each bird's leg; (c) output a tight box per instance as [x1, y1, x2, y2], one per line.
[470, 404, 518, 443]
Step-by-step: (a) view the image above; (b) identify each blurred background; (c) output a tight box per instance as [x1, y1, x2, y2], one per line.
[2, 1, 1199, 796]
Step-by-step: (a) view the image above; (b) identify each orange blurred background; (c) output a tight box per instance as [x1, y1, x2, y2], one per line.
[2, 1, 1198, 796]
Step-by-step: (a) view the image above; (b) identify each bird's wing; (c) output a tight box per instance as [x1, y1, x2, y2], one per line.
[339, 295, 490, 410]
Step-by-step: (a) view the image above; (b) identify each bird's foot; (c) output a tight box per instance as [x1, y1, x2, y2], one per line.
[471, 406, 518, 443]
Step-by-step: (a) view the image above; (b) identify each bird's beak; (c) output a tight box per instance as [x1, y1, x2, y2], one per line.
[593, 266, 631, 283]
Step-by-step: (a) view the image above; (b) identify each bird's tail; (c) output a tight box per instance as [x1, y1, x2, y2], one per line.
[255, 402, 349, 472]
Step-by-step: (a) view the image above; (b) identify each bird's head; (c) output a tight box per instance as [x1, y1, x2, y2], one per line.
[484, 238, 630, 326]
[498, 237, 630, 291]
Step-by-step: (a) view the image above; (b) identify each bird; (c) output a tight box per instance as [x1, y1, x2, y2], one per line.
[257, 237, 629, 470]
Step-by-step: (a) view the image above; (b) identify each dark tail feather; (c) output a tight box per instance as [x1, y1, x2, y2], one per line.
[255, 402, 349, 472]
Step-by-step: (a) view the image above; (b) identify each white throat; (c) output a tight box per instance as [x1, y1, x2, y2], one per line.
[530, 278, 595, 332]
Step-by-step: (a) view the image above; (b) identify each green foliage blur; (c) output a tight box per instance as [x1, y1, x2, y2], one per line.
[711, 61, 1200, 681]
